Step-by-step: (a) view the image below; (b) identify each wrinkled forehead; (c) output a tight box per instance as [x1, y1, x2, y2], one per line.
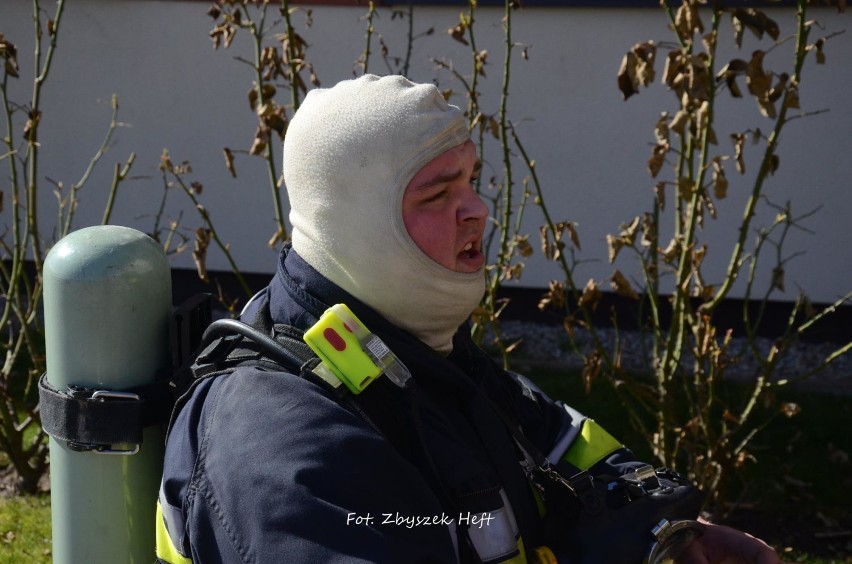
[404, 140, 480, 197]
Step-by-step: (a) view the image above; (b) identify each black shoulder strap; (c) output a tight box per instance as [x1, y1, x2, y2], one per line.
[183, 293, 416, 459]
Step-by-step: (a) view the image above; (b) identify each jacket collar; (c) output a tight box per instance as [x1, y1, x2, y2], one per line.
[264, 244, 484, 390]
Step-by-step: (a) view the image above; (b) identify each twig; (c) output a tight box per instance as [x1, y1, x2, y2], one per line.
[102, 152, 135, 225]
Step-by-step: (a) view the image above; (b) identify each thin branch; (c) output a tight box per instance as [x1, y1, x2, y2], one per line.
[101, 152, 136, 225]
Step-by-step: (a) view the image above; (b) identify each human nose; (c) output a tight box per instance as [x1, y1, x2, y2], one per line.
[459, 185, 488, 224]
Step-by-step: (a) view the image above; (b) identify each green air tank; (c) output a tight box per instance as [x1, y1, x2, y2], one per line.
[43, 225, 171, 563]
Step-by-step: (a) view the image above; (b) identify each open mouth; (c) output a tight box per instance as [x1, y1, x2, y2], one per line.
[458, 241, 484, 269]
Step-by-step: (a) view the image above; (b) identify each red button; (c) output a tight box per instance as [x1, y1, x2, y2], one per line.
[323, 327, 346, 352]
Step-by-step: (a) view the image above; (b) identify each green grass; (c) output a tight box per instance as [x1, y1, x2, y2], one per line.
[0, 494, 51, 563]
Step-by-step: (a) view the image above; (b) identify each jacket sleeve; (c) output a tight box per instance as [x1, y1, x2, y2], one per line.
[165, 366, 459, 564]
[498, 370, 647, 477]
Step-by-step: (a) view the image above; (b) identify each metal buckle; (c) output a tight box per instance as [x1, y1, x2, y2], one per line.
[644, 518, 704, 564]
[66, 389, 142, 456]
[537, 463, 580, 496]
[623, 464, 662, 491]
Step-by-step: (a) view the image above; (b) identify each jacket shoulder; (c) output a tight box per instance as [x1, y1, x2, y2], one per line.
[164, 365, 457, 563]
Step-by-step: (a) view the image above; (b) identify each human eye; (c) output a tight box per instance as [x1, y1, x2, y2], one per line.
[422, 187, 448, 203]
[470, 162, 483, 185]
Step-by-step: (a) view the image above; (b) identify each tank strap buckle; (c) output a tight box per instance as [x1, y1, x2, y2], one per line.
[74, 389, 142, 455]
[37, 373, 166, 455]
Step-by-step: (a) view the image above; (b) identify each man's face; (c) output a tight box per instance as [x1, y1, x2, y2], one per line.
[402, 140, 487, 273]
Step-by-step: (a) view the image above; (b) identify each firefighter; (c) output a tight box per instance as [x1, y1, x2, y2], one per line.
[157, 75, 778, 564]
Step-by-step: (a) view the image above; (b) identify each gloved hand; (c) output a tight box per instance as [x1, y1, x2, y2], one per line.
[674, 519, 780, 564]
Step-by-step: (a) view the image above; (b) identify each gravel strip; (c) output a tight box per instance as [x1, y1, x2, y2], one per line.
[484, 321, 852, 395]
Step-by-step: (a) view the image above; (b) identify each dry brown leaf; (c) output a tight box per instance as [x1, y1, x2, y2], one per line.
[655, 112, 670, 144]
[514, 234, 533, 258]
[677, 176, 695, 200]
[565, 222, 581, 251]
[223, 148, 237, 178]
[648, 142, 669, 178]
[731, 133, 746, 174]
[675, 2, 704, 42]
[448, 23, 469, 46]
[764, 154, 780, 176]
[578, 278, 602, 311]
[641, 212, 655, 248]
[663, 50, 683, 88]
[670, 109, 689, 136]
[538, 280, 565, 312]
[0, 34, 19, 78]
[731, 8, 780, 46]
[660, 238, 679, 263]
[606, 234, 624, 264]
[617, 51, 639, 100]
[634, 41, 657, 87]
[813, 37, 826, 65]
[611, 269, 639, 300]
[620, 216, 641, 245]
[582, 350, 602, 395]
[193, 228, 211, 283]
[784, 85, 801, 110]
[712, 158, 728, 200]
[617, 41, 656, 100]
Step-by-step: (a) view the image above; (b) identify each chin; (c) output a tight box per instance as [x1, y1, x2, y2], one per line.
[455, 258, 486, 274]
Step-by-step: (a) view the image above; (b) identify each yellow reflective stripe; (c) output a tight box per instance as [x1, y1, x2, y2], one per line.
[528, 481, 546, 518]
[528, 545, 559, 564]
[156, 502, 193, 564]
[561, 419, 622, 471]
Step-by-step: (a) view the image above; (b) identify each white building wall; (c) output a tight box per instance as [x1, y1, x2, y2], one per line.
[1, 0, 850, 304]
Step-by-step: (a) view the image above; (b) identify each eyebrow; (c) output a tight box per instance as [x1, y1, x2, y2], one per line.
[412, 160, 483, 192]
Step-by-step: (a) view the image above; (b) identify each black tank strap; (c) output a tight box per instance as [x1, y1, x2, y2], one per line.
[38, 293, 217, 453]
[37, 373, 174, 453]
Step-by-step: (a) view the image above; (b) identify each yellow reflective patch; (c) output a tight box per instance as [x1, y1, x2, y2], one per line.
[528, 545, 559, 564]
[528, 481, 546, 518]
[156, 502, 193, 564]
[562, 419, 622, 471]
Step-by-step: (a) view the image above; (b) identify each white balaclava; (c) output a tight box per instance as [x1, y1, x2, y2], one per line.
[284, 75, 485, 354]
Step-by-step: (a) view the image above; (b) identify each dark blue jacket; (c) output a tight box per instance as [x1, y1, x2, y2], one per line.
[160, 246, 641, 563]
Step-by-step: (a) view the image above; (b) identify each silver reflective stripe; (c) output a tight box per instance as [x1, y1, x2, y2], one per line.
[239, 289, 265, 316]
[546, 403, 588, 462]
[159, 480, 189, 558]
[465, 489, 521, 563]
[447, 520, 461, 564]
